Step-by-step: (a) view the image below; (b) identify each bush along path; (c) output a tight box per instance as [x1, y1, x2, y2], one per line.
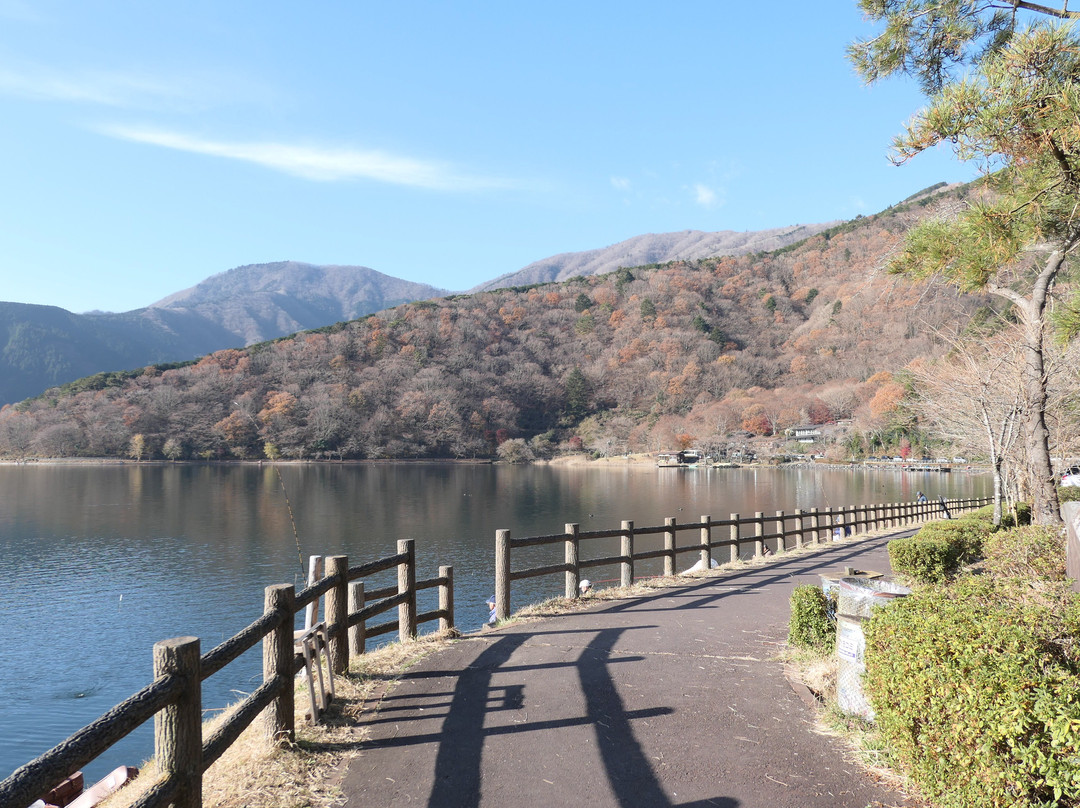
[334, 531, 921, 808]
[785, 505, 1080, 808]
[858, 506, 1080, 808]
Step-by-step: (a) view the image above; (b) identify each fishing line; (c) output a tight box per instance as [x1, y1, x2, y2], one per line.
[273, 465, 306, 574]
[234, 401, 306, 574]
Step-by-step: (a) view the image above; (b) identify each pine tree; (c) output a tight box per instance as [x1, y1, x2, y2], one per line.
[850, 2, 1080, 524]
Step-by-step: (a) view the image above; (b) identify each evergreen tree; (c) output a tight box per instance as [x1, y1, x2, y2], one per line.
[850, 2, 1080, 525]
[564, 367, 591, 420]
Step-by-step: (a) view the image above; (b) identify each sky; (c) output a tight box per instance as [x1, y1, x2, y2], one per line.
[0, 1, 977, 314]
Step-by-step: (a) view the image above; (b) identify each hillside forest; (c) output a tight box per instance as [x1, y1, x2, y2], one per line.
[2, 184, 1073, 466]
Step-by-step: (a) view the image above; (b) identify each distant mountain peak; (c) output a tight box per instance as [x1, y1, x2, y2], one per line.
[469, 223, 838, 292]
[145, 261, 448, 345]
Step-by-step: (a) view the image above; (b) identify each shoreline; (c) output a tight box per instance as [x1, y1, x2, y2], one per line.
[0, 454, 982, 474]
[0, 453, 664, 467]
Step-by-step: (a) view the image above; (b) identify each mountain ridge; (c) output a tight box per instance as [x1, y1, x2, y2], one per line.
[470, 223, 839, 292]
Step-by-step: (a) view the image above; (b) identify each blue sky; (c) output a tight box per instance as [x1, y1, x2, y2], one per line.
[0, 1, 974, 313]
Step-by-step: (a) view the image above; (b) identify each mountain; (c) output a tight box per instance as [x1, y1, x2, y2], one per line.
[0, 263, 447, 405]
[0, 228, 840, 406]
[470, 224, 838, 292]
[149, 261, 448, 345]
[0, 182, 1000, 461]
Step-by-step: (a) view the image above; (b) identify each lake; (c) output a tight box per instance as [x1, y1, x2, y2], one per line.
[0, 461, 988, 785]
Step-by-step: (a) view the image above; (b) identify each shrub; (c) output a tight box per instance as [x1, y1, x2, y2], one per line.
[964, 504, 999, 526]
[888, 535, 962, 584]
[888, 519, 992, 583]
[963, 502, 1033, 528]
[788, 584, 835, 651]
[1013, 501, 1033, 526]
[863, 576, 1080, 808]
[916, 518, 994, 561]
[1059, 486, 1080, 503]
[982, 525, 1066, 582]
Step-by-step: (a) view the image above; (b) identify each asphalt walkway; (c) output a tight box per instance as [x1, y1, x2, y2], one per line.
[335, 532, 917, 808]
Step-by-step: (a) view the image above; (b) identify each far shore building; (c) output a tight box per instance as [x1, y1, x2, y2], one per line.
[787, 425, 822, 445]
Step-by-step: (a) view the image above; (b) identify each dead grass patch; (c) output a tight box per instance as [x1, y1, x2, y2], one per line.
[100, 630, 461, 808]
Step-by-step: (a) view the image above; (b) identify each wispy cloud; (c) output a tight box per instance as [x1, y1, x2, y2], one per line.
[0, 66, 173, 107]
[98, 125, 515, 191]
[693, 183, 720, 207]
[0, 61, 271, 112]
[610, 176, 631, 192]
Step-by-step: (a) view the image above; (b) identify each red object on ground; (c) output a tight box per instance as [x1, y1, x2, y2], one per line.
[40, 771, 83, 807]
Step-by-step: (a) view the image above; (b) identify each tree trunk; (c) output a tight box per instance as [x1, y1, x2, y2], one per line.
[1018, 260, 1063, 526]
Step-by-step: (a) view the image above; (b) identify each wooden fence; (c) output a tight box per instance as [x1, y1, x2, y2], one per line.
[492, 496, 992, 620]
[0, 540, 454, 808]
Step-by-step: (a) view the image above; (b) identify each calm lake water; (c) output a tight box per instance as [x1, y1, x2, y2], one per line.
[0, 462, 989, 785]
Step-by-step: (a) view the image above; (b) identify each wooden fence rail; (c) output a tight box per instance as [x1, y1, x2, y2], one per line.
[0, 540, 454, 808]
[493, 496, 992, 620]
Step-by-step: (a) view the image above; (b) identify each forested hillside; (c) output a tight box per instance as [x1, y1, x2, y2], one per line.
[0, 263, 447, 406]
[0, 185, 993, 460]
[0, 302, 238, 405]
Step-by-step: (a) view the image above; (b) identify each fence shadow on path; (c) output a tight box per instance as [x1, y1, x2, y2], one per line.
[351, 531, 908, 808]
[412, 627, 740, 808]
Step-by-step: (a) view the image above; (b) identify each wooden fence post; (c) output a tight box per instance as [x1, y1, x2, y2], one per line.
[263, 584, 295, 745]
[565, 523, 580, 598]
[348, 581, 366, 657]
[495, 529, 511, 621]
[699, 515, 712, 569]
[398, 539, 417, 641]
[754, 512, 764, 557]
[775, 511, 786, 554]
[439, 566, 454, 632]
[729, 513, 740, 562]
[810, 508, 820, 545]
[793, 509, 804, 549]
[154, 637, 202, 808]
[663, 517, 676, 577]
[327, 555, 349, 674]
[621, 520, 635, 587]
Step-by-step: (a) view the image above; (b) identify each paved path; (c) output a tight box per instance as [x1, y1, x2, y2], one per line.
[335, 533, 917, 808]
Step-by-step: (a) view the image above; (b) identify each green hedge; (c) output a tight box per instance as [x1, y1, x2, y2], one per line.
[964, 502, 1033, 528]
[788, 584, 835, 650]
[863, 576, 1080, 807]
[1059, 486, 1080, 504]
[888, 535, 961, 583]
[888, 518, 994, 583]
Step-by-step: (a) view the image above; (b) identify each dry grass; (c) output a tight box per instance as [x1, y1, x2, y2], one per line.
[100, 631, 461, 808]
[782, 646, 837, 704]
